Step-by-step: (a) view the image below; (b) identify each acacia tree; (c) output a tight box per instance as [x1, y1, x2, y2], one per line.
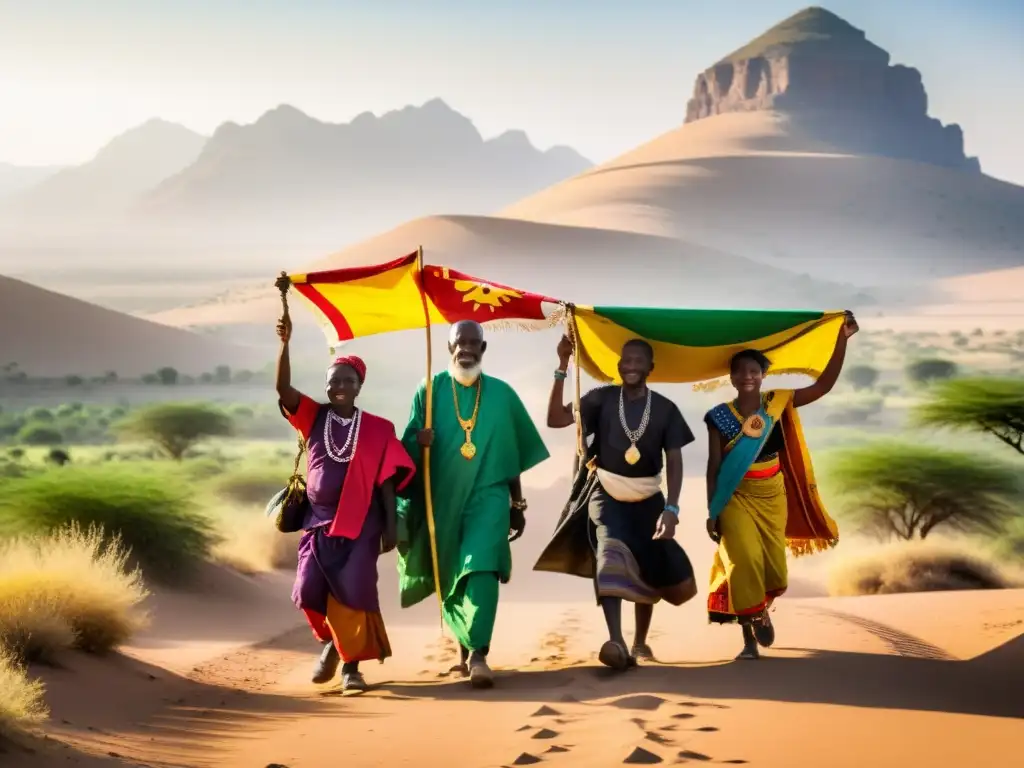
[826, 442, 1019, 541]
[845, 365, 880, 391]
[115, 402, 233, 460]
[912, 378, 1024, 455]
[906, 358, 958, 385]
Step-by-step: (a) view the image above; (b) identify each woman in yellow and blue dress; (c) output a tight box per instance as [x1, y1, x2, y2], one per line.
[704, 312, 858, 660]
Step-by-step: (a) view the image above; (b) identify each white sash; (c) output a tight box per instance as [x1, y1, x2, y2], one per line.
[595, 468, 662, 503]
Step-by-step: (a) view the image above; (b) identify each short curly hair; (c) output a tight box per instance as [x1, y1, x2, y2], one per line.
[622, 338, 654, 362]
[730, 348, 771, 374]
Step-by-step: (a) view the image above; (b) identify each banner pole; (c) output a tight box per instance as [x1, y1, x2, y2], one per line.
[415, 247, 445, 632]
[568, 306, 583, 459]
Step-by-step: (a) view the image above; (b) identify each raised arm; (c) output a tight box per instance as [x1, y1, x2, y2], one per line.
[705, 425, 722, 506]
[276, 313, 301, 415]
[792, 312, 859, 408]
[547, 334, 576, 428]
[704, 423, 723, 542]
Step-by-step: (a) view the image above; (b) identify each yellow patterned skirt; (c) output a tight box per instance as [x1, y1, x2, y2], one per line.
[708, 467, 788, 622]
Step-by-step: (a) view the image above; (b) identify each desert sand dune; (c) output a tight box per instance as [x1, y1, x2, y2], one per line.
[0, 274, 265, 377]
[502, 111, 1024, 285]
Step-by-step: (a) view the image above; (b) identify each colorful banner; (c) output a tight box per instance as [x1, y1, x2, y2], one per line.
[572, 306, 847, 384]
[287, 256, 846, 385]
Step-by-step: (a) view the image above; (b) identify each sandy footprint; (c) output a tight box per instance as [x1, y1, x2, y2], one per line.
[677, 749, 713, 761]
[623, 746, 664, 763]
[609, 694, 668, 712]
[508, 713, 572, 764]
[510, 753, 543, 765]
[531, 705, 561, 717]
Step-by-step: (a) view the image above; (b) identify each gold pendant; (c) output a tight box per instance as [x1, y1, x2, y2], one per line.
[460, 440, 477, 460]
[741, 414, 766, 439]
[624, 443, 641, 465]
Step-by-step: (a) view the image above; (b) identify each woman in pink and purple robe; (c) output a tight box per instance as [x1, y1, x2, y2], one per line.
[276, 315, 415, 691]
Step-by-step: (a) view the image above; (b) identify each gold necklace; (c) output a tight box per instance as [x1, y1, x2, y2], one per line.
[729, 394, 767, 439]
[618, 386, 651, 465]
[452, 375, 482, 460]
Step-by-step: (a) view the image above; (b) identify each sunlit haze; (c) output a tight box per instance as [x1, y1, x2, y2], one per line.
[2, 0, 1022, 183]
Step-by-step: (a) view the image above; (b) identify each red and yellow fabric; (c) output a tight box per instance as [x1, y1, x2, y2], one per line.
[289, 253, 444, 348]
[287, 257, 562, 350]
[421, 265, 563, 330]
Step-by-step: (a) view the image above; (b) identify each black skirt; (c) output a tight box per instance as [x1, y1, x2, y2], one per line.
[588, 484, 694, 601]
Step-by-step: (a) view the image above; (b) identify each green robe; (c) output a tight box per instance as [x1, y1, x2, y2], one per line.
[396, 371, 549, 648]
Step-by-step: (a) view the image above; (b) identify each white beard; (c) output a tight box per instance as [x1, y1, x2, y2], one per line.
[449, 360, 482, 386]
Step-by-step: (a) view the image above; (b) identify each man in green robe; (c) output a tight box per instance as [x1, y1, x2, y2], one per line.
[397, 320, 550, 689]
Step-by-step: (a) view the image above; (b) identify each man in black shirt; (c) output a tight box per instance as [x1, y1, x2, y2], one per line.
[537, 335, 698, 670]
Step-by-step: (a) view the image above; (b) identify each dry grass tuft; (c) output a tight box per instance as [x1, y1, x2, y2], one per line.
[0, 648, 48, 742]
[0, 523, 150, 663]
[827, 539, 1022, 596]
[209, 504, 298, 575]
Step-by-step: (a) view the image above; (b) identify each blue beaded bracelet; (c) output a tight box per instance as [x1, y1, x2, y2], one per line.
[554, 369, 568, 380]
[664, 504, 680, 518]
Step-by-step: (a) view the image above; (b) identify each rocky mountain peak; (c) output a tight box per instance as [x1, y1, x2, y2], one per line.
[684, 6, 980, 172]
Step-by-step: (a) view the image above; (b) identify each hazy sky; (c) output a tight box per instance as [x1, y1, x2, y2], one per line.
[2, 0, 1022, 184]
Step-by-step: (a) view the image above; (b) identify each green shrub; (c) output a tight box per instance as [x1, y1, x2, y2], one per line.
[16, 424, 64, 446]
[46, 448, 71, 466]
[26, 408, 53, 423]
[0, 464, 218, 583]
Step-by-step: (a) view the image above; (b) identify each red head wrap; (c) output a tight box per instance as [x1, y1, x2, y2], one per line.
[331, 355, 366, 383]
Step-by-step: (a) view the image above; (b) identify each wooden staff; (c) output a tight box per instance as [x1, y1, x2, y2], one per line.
[415, 247, 445, 629]
[276, 271, 292, 319]
[566, 305, 584, 459]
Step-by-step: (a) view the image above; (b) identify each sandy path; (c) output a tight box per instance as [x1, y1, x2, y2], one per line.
[11, 587, 1022, 768]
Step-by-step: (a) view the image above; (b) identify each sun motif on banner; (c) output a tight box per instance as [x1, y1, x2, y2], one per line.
[451, 276, 523, 312]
